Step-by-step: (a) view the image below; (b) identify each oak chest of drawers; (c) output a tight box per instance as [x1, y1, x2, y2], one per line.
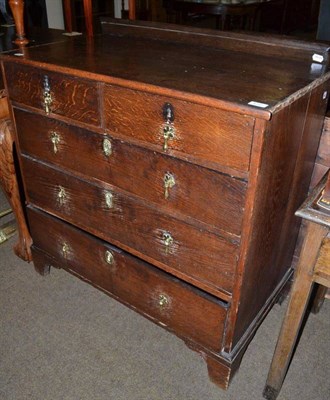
[2, 20, 330, 389]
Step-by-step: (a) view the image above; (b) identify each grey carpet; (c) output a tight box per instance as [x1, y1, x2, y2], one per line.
[0, 234, 329, 400]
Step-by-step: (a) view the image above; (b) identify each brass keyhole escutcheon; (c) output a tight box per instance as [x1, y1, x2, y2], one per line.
[163, 103, 175, 122]
[163, 172, 175, 200]
[162, 232, 174, 254]
[103, 138, 112, 157]
[163, 123, 175, 152]
[43, 75, 53, 114]
[57, 186, 67, 205]
[50, 131, 60, 154]
[105, 250, 114, 265]
[105, 191, 113, 209]
[158, 294, 169, 308]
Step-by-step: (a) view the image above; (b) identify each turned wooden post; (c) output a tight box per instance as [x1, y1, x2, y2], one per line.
[8, 0, 28, 45]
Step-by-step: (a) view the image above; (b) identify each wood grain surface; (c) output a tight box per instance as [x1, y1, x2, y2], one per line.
[28, 206, 228, 352]
[5, 62, 100, 126]
[228, 85, 328, 350]
[14, 107, 247, 238]
[103, 85, 254, 174]
[21, 156, 238, 298]
[2, 21, 329, 117]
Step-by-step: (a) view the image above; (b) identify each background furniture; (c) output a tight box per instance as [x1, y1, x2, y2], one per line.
[310, 110, 330, 188]
[62, 0, 135, 36]
[264, 171, 330, 400]
[317, 0, 330, 40]
[63, 0, 93, 35]
[0, 0, 30, 257]
[0, 0, 13, 25]
[168, 0, 272, 31]
[0, 90, 16, 247]
[0, 0, 73, 258]
[8, 0, 28, 44]
[0, 115, 32, 260]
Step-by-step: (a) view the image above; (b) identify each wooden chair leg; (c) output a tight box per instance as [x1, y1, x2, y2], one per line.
[83, 0, 93, 36]
[0, 117, 32, 262]
[263, 221, 328, 400]
[8, 0, 28, 45]
[128, 0, 136, 20]
[63, 0, 73, 33]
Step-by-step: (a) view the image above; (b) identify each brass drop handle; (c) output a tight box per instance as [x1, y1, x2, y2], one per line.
[103, 138, 112, 157]
[62, 242, 70, 259]
[163, 172, 175, 199]
[105, 250, 114, 265]
[57, 186, 67, 205]
[50, 131, 60, 154]
[43, 75, 53, 115]
[163, 123, 175, 152]
[162, 232, 174, 254]
[158, 294, 169, 308]
[105, 191, 113, 209]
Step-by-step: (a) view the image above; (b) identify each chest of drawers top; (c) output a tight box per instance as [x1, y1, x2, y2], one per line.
[2, 20, 329, 181]
[2, 19, 329, 117]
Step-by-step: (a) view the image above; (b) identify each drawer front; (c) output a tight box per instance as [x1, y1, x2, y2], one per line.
[21, 156, 237, 296]
[15, 108, 246, 236]
[103, 85, 254, 173]
[4, 62, 100, 126]
[28, 207, 228, 352]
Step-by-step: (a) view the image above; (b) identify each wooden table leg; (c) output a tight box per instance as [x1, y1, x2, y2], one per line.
[83, 0, 93, 36]
[0, 117, 32, 263]
[8, 0, 28, 45]
[263, 221, 328, 400]
[128, 0, 136, 20]
[311, 283, 327, 314]
[63, 0, 73, 33]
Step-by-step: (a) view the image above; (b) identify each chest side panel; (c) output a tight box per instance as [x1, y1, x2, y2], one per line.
[226, 83, 329, 351]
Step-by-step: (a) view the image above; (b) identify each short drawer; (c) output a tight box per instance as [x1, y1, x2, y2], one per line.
[28, 206, 228, 352]
[15, 108, 247, 236]
[4, 62, 100, 126]
[103, 85, 254, 174]
[21, 156, 238, 297]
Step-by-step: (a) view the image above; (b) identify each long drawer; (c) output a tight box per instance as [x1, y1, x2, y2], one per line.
[21, 156, 238, 297]
[103, 85, 255, 174]
[28, 206, 228, 352]
[15, 108, 246, 237]
[4, 62, 100, 126]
